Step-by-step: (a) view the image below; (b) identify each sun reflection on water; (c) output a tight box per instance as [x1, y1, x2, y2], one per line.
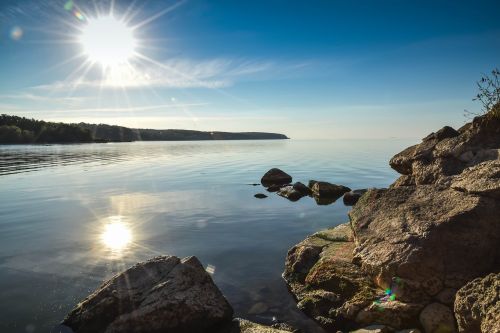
[101, 216, 132, 252]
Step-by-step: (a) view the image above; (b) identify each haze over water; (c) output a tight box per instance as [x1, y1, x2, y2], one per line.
[0, 139, 414, 333]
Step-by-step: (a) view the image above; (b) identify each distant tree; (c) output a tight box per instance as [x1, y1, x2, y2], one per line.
[466, 68, 500, 118]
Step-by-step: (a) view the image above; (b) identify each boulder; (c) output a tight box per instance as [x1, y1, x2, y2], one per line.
[284, 224, 377, 331]
[454, 273, 500, 333]
[62, 256, 233, 333]
[311, 182, 351, 198]
[419, 303, 456, 333]
[389, 115, 500, 186]
[343, 189, 368, 206]
[261, 168, 292, 187]
[293, 182, 312, 195]
[254, 193, 268, 199]
[277, 185, 305, 202]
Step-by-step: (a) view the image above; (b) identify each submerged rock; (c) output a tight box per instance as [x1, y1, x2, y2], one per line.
[255, 193, 268, 199]
[62, 256, 233, 333]
[342, 189, 367, 206]
[454, 273, 500, 333]
[261, 168, 293, 187]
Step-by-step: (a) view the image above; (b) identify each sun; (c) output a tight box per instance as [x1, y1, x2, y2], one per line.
[79, 16, 137, 67]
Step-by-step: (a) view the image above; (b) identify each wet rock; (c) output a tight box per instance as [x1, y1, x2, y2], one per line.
[308, 180, 319, 188]
[293, 182, 312, 195]
[261, 168, 292, 187]
[311, 182, 351, 198]
[62, 256, 233, 333]
[454, 272, 500, 333]
[277, 186, 305, 201]
[343, 189, 368, 206]
[254, 193, 268, 199]
[419, 303, 456, 333]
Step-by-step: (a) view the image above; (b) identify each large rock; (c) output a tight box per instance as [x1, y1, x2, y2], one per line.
[261, 168, 292, 187]
[284, 112, 500, 331]
[284, 224, 377, 331]
[389, 114, 500, 186]
[454, 273, 500, 333]
[349, 186, 500, 294]
[62, 256, 233, 333]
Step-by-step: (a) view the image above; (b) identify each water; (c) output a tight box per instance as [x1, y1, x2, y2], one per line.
[0, 139, 415, 333]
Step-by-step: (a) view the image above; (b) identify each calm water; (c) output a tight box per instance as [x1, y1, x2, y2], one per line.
[0, 139, 414, 333]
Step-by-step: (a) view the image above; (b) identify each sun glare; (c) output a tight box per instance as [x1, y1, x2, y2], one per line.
[101, 216, 132, 250]
[79, 16, 137, 67]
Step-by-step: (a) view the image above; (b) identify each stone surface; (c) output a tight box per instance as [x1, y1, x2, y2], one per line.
[451, 160, 500, 199]
[349, 185, 499, 294]
[277, 185, 305, 201]
[261, 168, 292, 187]
[343, 189, 368, 206]
[454, 273, 500, 333]
[311, 182, 351, 198]
[62, 256, 233, 333]
[254, 193, 268, 199]
[419, 303, 456, 333]
[284, 224, 377, 331]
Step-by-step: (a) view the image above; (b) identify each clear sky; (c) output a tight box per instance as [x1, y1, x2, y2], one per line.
[1, 0, 499, 139]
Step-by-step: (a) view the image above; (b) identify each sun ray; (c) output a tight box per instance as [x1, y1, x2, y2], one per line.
[130, 0, 186, 30]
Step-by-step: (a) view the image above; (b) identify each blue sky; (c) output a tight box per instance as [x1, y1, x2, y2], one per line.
[1, 0, 499, 139]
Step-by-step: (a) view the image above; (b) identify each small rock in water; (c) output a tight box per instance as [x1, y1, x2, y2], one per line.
[293, 182, 312, 195]
[254, 193, 268, 199]
[343, 189, 367, 206]
[311, 181, 351, 198]
[261, 168, 292, 187]
[277, 185, 305, 202]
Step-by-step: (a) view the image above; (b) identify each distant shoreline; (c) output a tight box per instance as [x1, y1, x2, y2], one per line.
[0, 114, 289, 144]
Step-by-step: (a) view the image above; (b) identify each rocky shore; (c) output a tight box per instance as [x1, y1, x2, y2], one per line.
[56, 111, 498, 333]
[283, 112, 499, 332]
